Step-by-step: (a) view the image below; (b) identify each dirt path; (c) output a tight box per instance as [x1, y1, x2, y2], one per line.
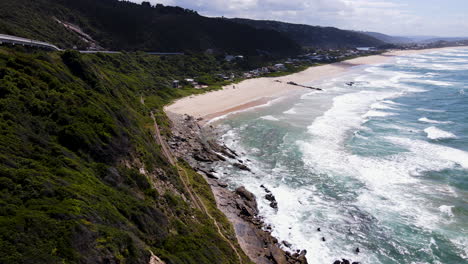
[150, 112, 176, 166]
[148, 108, 244, 263]
[176, 165, 243, 263]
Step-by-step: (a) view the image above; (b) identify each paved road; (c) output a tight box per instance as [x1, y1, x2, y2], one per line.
[0, 33, 61, 51]
[0, 33, 184, 55]
[80, 51, 184, 55]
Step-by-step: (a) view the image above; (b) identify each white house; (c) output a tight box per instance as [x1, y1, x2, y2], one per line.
[274, 64, 286, 70]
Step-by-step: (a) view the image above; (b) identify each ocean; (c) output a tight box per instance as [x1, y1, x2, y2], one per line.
[210, 48, 468, 264]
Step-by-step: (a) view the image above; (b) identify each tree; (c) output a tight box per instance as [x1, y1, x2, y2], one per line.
[141, 1, 152, 8]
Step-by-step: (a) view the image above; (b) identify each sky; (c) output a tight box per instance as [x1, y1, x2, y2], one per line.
[130, 0, 468, 37]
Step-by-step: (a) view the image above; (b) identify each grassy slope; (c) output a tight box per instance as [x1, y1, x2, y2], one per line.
[0, 48, 250, 264]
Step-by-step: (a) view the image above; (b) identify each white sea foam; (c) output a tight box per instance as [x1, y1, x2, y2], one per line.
[375, 123, 420, 133]
[408, 79, 453, 86]
[424, 126, 457, 140]
[260, 115, 280, 121]
[306, 91, 399, 146]
[299, 133, 462, 241]
[418, 117, 453, 124]
[438, 205, 455, 217]
[283, 108, 297, 114]
[371, 102, 397, 110]
[442, 58, 468, 63]
[361, 68, 422, 89]
[389, 72, 421, 83]
[450, 237, 468, 259]
[424, 63, 468, 71]
[381, 100, 403, 106]
[386, 137, 468, 169]
[297, 129, 467, 246]
[300, 91, 318, 100]
[425, 72, 441, 77]
[295, 79, 467, 260]
[417, 108, 445, 113]
[363, 110, 397, 118]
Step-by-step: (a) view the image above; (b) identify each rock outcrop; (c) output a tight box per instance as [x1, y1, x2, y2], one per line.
[261, 185, 278, 210]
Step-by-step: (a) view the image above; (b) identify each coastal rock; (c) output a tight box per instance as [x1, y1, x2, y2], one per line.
[197, 168, 219, 179]
[296, 250, 307, 263]
[268, 245, 288, 264]
[236, 186, 256, 202]
[282, 240, 292, 248]
[218, 182, 228, 188]
[215, 153, 227, 161]
[233, 162, 251, 171]
[237, 202, 257, 217]
[332, 259, 359, 264]
[234, 187, 259, 217]
[220, 149, 235, 159]
[265, 193, 275, 201]
[265, 193, 278, 210]
[193, 152, 211, 162]
[225, 146, 239, 157]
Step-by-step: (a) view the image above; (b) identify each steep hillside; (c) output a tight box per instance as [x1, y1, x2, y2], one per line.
[230, 18, 385, 48]
[0, 0, 300, 56]
[0, 48, 252, 264]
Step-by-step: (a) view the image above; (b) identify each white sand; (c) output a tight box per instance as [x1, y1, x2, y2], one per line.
[165, 47, 466, 122]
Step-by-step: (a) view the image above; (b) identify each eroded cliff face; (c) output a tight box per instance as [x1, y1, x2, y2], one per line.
[167, 113, 308, 264]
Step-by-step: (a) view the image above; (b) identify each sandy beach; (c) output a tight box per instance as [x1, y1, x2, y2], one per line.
[165, 47, 465, 122]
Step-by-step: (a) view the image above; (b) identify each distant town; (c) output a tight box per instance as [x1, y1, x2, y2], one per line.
[172, 38, 468, 90]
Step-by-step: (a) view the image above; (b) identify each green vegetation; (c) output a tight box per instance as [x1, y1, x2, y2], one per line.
[0, 48, 250, 264]
[0, 0, 300, 56]
[263, 64, 312, 78]
[230, 18, 385, 49]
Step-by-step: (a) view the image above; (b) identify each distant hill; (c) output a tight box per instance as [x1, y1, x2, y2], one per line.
[230, 18, 385, 48]
[361, 32, 414, 44]
[363, 32, 468, 45]
[418, 37, 468, 44]
[401, 36, 467, 43]
[0, 0, 300, 56]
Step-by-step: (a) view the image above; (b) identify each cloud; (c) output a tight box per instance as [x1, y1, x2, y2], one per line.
[135, 0, 467, 36]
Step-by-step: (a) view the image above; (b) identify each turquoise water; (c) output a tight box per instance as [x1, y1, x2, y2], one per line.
[212, 48, 468, 264]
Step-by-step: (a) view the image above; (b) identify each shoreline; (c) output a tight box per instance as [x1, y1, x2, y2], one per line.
[163, 46, 467, 264]
[165, 46, 467, 124]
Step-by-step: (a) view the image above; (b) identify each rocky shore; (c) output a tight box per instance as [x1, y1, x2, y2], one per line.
[166, 113, 308, 264]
